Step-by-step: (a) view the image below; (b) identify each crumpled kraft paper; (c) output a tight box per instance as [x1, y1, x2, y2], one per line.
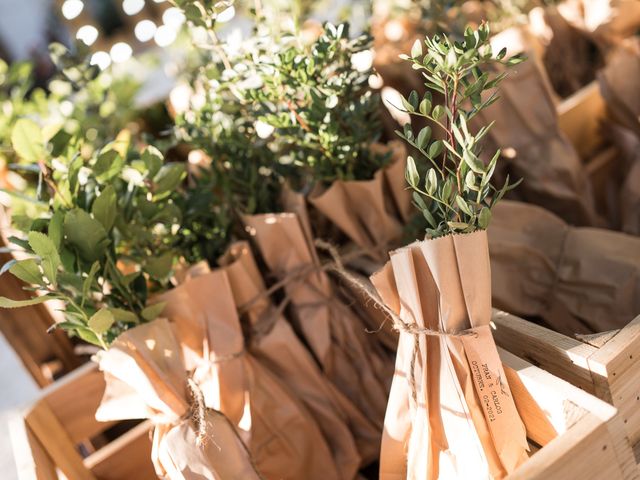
[94, 319, 262, 480]
[371, 230, 528, 480]
[489, 200, 640, 335]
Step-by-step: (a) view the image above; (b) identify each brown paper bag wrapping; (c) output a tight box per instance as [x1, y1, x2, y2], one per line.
[371, 231, 528, 479]
[598, 39, 640, 136]
[597, 40, 640, 234]
[538, 6, 603, 98]
[476, 28, 599, 226]
[243, 195, 390, 429]
[309, 142, 411, 262]
[489, 201, 640, 335]
[218, 241, 381, 473]
[581, 0, 640, 43]
[95, 319, 262, 480]
[158, 270, 340, 480]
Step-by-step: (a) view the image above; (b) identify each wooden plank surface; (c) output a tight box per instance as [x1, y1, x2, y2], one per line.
[500, 348, 638, 479]
[84, 420, 157, 480]
[24, 400, 95, 480]
[492, 310, 599, 393]
[557, 80, 606, 159]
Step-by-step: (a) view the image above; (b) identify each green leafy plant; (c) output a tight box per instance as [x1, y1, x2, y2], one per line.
[395, 23, 525, 237]
[246, 22, 385, 184]
[174, 18, 388, 219]
[0, 124, 229, 348]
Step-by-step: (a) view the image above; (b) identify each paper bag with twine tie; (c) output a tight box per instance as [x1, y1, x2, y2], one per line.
[371, 230, 528, 480]
[157, 269, 340, 480]
[243, 191, 391, 430]
[94, 318, 262, 480]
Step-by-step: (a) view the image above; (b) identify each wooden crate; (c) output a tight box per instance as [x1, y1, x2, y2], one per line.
[502, 347, 639, 479]
[10, 362, 157, 480]
[494, 309, 640, 460]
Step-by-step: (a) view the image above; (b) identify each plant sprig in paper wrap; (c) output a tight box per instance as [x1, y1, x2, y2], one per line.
[0, 126, 229, 348]
[370, 23, 530, 480]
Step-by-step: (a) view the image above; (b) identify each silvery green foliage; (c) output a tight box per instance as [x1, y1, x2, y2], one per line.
[174, 19, 385, 215]
[246, 22, 384, 183]
[395, 23, 525, 238]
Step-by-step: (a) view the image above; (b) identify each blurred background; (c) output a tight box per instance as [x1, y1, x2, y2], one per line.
[1, 0, 639, 478]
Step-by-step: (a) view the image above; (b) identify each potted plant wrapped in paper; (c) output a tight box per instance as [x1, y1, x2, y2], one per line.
[246, 22, 414, 261]
[370, 24, 530, 479]
[174, 17, 393, 436]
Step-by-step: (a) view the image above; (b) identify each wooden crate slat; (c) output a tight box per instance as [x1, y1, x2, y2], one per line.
[25, 400, 96, 480]
[501, 347, 638, 479]
[9, 414, 58, 480]
[492, 310, 599, 392]
[40, 363, 116, 444]
[557, 80, 606, 159]
[84, 420, 156, 480]
[495, 309, 640, 453]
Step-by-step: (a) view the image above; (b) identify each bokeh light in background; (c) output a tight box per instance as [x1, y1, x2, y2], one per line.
[61, 0, 84, 20]
[110, 42, 133, 63]
[162, 8, 185, 29]
[154, 25, 176, 47]
[135, 20, 157, 42]
[76, 25, 99, 46]
[90, 50, 111, 70]
[122, 0, 145, 16]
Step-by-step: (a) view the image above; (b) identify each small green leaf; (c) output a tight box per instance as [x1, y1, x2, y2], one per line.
[428, 140, 443, 158]
[465, 171, 476, 190]
[11, 119, 45, 163]
[141, 145, 163, 178]
[464, 27, 477, 49]
[419, 98, 431, 116]
[153, 164, 186, 200]
[422, 208, 437, 228]
[0, 295, 54, 308]
[411, 39, 423, 58]
[141, 301, 167, 321]
[144, 251, 174, 279]
[447, 221, 469, 230]
[48, 211, 64, 251]
[400, 96, 415, 113]
[28, 231, 60, 287]
[455, 196, 473, 216]
[462, 150, 484, 174]
[405, 156, 419, 188]
[478, 207, 492, 229]
[408, 91, 419, 110]
[507, 53, 526, 66]
[92, 185, 117, 231]
[82, 261, 100, 302]
[417, 126, 431, 149]
[9, 259, 43, 285]
[431, 105, 444, 120]
[75, 327, 103, 347]
[412, 191, 427, 210]
[94, 150, 124, 183]
[88, 308, 115, 335]
[426, 168, 438, 195]
[109, 308, 139, 324]
[64, 209, 110, 262]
